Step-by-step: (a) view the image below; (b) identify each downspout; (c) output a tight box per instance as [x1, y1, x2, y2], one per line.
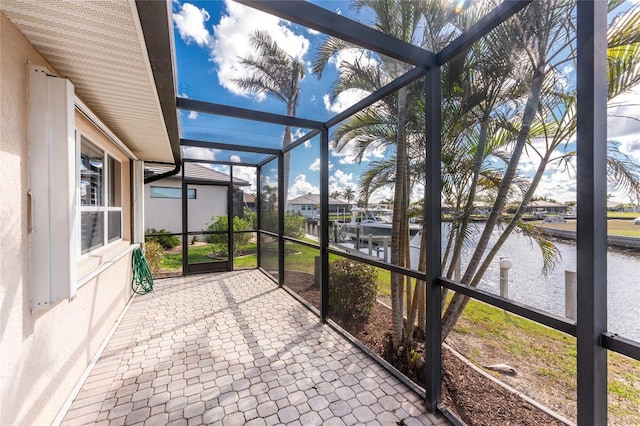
[144, 162, 181, 184]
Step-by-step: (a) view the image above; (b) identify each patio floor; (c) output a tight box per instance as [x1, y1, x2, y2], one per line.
[61, 269, 449, 426]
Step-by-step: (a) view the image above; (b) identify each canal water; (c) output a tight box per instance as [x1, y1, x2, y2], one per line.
[343, 224, 640, 341]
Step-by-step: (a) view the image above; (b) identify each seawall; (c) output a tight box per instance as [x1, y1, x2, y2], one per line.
[534, 226, 640, 251]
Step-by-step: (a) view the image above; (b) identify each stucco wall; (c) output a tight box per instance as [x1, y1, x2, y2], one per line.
[144, 181, 228, 234]
[1, 14, 134, 425]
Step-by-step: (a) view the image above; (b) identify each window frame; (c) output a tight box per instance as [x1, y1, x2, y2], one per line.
[149, 185, 196, 199]
[78, 134, 123, 256]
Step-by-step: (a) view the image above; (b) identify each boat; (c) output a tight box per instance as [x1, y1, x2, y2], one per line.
[339, 207, 421, 243]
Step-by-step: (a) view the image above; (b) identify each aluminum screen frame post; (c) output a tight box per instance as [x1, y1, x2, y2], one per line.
[278, 152, 285, 287]
[576, 1, 608, 424]
[181, 161, 188, 275]
[424, 66, 442, 411]
[256, 166, 262, 269]
[320, 127, 330, 322]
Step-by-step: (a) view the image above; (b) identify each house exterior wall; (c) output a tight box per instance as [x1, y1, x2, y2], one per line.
[290, 203, 349, 218]
[1, 14, 134, 426]
[145, 180, 228, 234]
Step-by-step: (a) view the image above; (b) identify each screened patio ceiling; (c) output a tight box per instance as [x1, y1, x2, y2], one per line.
[140, 0, 532, 168]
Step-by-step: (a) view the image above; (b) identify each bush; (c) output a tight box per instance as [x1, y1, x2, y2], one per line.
[329, 258, 378, 322]
[144, 241, 164, 274]
[260, 211, 305, 238]
[145, 228, 180, 249]
[204, 215, 253, 255]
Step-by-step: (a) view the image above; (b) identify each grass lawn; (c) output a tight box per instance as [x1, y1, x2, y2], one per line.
[607, 211, 640, 219]
[159, 242, 258, 271]
[536, 219, 640, 237]
[451, 298, 640, 424]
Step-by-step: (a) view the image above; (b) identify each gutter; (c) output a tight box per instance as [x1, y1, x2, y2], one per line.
[144, 163, 181, 184]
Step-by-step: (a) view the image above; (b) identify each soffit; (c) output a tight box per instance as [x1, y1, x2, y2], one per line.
[2, 0, 175, 163]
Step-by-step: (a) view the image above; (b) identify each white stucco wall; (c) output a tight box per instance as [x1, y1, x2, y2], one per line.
[144, 181, 228, 234]
[1, 14, 134, 425]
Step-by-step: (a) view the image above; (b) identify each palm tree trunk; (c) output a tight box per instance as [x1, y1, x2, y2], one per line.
[441, 55, 547, 340]
[445, 107, 491, 280]
[390, 86, 409, 350]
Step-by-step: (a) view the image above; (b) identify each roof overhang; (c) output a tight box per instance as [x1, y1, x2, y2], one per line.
[2, 0, 180, 163]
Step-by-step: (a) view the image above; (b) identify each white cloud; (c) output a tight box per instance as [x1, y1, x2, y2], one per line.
[292, 128, 307, 140]
[232, 166, 257, 193]
[323, 89, 369, 114]
[173, 3, 213, 47]
[309, 157, 332, 171]
[288, 174, 319, 199]
[330, 48, 378, 70]
[368, 187, 394, 204]
[188, 111, 198, 119]
[608, 85, 640, 162]
[304, 140, 312, 148]
[307, 28, 320, 36]
[210, 0, 310, 99]
[229, 155, 242, 163]
[330, 142, 387, 165]
[181, 146, 219, 161]
[309, 158, 321, 171]
[321, 48, 379, 113]
[328, 169, 355, 194]
[533, 170, 577, 203]
[617, 139, 640, 164]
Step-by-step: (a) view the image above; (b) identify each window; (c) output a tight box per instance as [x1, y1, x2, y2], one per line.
[80, 137, 122, 254]
[150, 186, 196, 199]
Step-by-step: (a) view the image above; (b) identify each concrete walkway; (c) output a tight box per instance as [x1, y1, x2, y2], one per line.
[62, 270, 448, 426]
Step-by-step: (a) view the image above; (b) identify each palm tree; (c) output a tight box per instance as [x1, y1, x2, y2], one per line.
[330, 190, 343, 200]
[440, 1, 640, 339]
[342, 187, 356, 204]
[234, 30, 305, 209]
[315, 0, 431, 350]
[316, 0, 640, 350]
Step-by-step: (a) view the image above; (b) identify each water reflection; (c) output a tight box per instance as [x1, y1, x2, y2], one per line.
[342, 223, 640, 341]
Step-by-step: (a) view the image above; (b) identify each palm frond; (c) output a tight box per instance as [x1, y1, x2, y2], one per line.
[516, 221, 561, 275]
[312, 37, 352, 78]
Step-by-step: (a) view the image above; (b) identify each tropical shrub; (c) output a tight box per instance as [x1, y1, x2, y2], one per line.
[204, 215, 254, 255]
[329, 259, 377, 322]
[260, 211, 305, 239]
[145, 228, 180, 249]
[144, 241, 164, 274]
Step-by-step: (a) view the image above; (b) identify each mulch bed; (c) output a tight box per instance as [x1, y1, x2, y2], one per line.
[283, 270, 564, 425]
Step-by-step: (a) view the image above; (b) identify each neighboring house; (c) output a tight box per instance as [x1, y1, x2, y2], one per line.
[144, 163, 249, 234]
[0, 4, 180, 425]
[244, 192, 257, 211]
[289, 193, 351, 218]
[528, 200, 568, 216]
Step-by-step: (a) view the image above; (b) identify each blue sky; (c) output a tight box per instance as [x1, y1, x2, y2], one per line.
[171, 0, 640, 205]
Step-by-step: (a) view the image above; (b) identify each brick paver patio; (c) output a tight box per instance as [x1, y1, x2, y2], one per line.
[62, 269, 448, 426]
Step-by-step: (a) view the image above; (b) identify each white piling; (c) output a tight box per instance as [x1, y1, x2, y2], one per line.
[499, 258, 512, 298]
[565, 270, 577, 320]
[383, 237, 389, 262]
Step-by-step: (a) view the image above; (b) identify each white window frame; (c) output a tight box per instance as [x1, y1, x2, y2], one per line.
[78, 134, 123, 257]
[150, 186, 196, 199]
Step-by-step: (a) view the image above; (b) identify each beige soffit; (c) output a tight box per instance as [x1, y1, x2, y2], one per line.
[2, 0, 174, 163]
